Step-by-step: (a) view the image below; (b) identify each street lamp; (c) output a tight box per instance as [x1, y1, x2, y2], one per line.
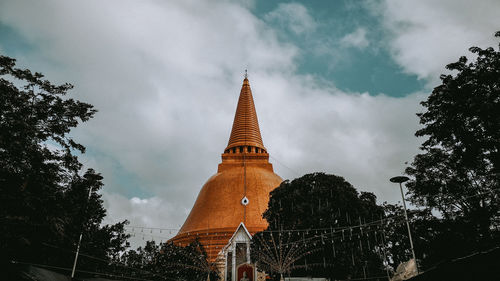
[390, 176, 418, 273]
[71, 186, 93, 278]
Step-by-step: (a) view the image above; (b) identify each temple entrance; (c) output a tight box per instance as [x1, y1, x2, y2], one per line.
[223, 223, 256, 281]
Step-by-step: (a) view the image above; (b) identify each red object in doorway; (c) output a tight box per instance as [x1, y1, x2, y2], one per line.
[237, 264, 254, 281]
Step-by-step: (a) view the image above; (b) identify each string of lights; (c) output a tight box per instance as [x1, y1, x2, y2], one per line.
[123, 221, 403, 279]
[122, 186, 499, 236]
[123, 215, 410, 262]
[125, 212, 406, 237]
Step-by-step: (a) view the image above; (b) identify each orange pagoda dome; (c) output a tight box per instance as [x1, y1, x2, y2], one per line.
[170, 76, 283, 261]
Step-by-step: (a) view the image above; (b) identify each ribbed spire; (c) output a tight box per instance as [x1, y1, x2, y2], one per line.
[225, 77, 265, 152]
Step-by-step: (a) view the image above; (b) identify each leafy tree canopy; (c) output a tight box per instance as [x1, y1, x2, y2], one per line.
[0, 54, 129, 276]
[120, 240, 219, 281]
[381, 203, 498, 271]
[405, 31, 500, 247]
[258, 172, 386, 280]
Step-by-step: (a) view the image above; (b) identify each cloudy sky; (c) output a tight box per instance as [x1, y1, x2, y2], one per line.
[1, 0, 499, 245]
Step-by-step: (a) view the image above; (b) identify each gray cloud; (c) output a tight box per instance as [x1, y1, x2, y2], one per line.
[1, 0, 493, 248]
[377, 0, 500, 85]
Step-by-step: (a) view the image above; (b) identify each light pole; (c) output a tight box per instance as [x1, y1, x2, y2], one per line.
[71, 186, 93, 278]
[390, 176, 418, 273]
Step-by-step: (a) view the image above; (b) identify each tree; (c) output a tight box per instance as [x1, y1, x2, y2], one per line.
[380, 203, 483, 271]
[120, 240, 219, 281]
[258, 172, 386, 280]
[405, 31, 500, 253]
[118, 240, 165, 280]
[0, 54, 129, 275]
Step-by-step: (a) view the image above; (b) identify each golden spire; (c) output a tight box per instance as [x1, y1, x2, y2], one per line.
[170, 75, 282, 262]
[224, 74, 266, 152]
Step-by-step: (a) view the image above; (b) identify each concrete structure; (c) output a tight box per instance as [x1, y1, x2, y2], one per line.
[217, 223, 267, 281]
[170, 76, 283, 279]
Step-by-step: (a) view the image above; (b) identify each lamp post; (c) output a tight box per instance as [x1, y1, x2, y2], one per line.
[390, 176, 418, 272]
[71, 186, 93, 278]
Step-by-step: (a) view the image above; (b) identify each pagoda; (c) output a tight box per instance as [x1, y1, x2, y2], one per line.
[170, 75, 282, 280]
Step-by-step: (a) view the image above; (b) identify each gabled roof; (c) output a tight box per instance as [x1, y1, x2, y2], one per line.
[224, 222, 253, 251]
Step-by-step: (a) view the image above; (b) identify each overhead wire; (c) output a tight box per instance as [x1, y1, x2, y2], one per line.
[124, 212, 404, 235]
[269, 154, 301, 178]
[39, 242, 171, 281]
[122, 186, 500, 236]
[11, 260, 157, 281]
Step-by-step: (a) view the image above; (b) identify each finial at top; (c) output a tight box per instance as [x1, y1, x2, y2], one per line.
[244, 69, 248, 79]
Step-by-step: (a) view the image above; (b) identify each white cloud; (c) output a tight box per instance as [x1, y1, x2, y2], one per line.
[377, 0, 500, 85]
[0, 0, 435, 248]
[253, 74, 425, 203]
[102, 192, 186, 247]
[340, 28, 370, 49]
[265, 3, 317, 34]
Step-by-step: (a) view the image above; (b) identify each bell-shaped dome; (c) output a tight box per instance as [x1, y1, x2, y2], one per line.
[170, 77, 282, 261]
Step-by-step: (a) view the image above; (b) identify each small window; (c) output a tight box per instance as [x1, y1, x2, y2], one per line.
[232, 148, 236, 153]
[255, 148, 259, 153]
[236, 243, 248, 264]
[226, 251, 233, 280]
[247, 146, 251, 153]
[239, 146, 243, 153]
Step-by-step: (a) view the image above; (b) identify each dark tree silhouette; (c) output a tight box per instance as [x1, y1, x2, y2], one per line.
[260, 172, 386, 280]
[0, 54, 129, 276]
[405, 31, 500, 254]
[120, 240, 219, 281]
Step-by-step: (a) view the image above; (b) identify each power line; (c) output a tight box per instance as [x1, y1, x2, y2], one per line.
[269, 154, 301, 178]
[40, 243, 171, 281]
[126, 225, 180, 231]
[124, 186, 500, 235]
[125, 213, 405, 235]
[261, 214, 407, 233]
[11, 260, 157, 281]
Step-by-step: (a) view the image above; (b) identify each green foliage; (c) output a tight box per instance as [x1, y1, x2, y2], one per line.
[382, 31, 500, 273]
[381, 204, 462, 270]
[264, 173, 384, 230]
[119, 240, 219, 281]
[405, 31, 500, 256]
[0, 54, 129, 273]
[259, 172, 386, 280]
